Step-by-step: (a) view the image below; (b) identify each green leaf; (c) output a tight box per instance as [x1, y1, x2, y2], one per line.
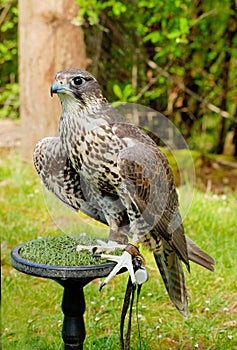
[179, 17, 189, 34]
[144, 31, 162, 43]
[113, 84, 123, 99]
[112, 2, 126, 16]
[123, 84, 133, 99]
[166, 30, 181, 39]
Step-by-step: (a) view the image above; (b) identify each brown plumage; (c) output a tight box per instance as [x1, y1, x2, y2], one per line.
[34, 69, 215, 316]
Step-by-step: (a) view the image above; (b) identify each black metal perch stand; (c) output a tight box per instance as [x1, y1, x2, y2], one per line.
[11, 240, 119, 350]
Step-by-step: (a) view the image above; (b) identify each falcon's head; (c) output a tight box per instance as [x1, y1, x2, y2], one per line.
[50, 69, 106, 107]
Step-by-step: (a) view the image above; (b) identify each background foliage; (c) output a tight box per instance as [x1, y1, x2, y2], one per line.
[75, 0, 237, 154]
[1, 0, 237, 154]
[0, 0, 18, 119]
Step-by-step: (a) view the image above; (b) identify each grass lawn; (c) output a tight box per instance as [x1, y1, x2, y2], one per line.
[1, 151, 237, 349]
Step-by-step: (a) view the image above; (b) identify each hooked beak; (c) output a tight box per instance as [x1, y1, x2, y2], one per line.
[50, 81, 68, 97]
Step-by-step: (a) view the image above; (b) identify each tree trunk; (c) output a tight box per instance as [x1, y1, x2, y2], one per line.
[19, 0, 87, 158]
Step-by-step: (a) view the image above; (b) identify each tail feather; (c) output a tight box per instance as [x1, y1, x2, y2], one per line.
[153, 236, 214, 316]
[186, 236, 215, 272]
[154, 246, 188, 317]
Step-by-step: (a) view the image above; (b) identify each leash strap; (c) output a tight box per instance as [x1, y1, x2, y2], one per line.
[120, 277, 136, 350]
[119, 255, 148, 349]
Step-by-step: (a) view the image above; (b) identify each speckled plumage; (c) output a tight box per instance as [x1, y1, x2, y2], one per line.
[34, 69, 215, 316]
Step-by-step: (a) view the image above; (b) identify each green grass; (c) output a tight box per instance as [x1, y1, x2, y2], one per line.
[1, 151, 237, 349]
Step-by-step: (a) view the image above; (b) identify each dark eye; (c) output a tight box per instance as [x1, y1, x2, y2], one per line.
[72, 77, 84, 86]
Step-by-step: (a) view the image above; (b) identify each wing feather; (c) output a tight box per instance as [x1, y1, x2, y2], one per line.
[117, 139, 189, 265]
[33, 137, 107, 224]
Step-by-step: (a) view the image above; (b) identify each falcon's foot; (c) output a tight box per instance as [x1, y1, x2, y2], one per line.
[95, 244, 149, 290]
[74, 239, 126, 253]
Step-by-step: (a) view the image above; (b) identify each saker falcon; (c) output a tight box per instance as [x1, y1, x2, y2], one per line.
[34, 69, 215, 316]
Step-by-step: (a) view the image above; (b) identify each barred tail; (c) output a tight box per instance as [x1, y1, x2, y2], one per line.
[153, 247, 188, 317]
[186, 236, 215, 272]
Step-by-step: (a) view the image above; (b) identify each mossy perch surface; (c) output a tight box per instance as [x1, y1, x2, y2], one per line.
[20, 236, 121, 267]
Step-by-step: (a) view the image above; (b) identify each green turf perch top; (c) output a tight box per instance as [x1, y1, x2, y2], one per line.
[19, 235, 122, 267]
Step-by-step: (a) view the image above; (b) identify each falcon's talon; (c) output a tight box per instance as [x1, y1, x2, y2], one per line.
[70, 244, 97, 253]
[93, 253, 102, 258]
[96, 240, 127, 252]
[69, 245, 77, 252]
[92, 246, 98, 256]
[75, 244, 94, 253]
[99, 282, 106, 291]
[73, 240, 125, 255]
